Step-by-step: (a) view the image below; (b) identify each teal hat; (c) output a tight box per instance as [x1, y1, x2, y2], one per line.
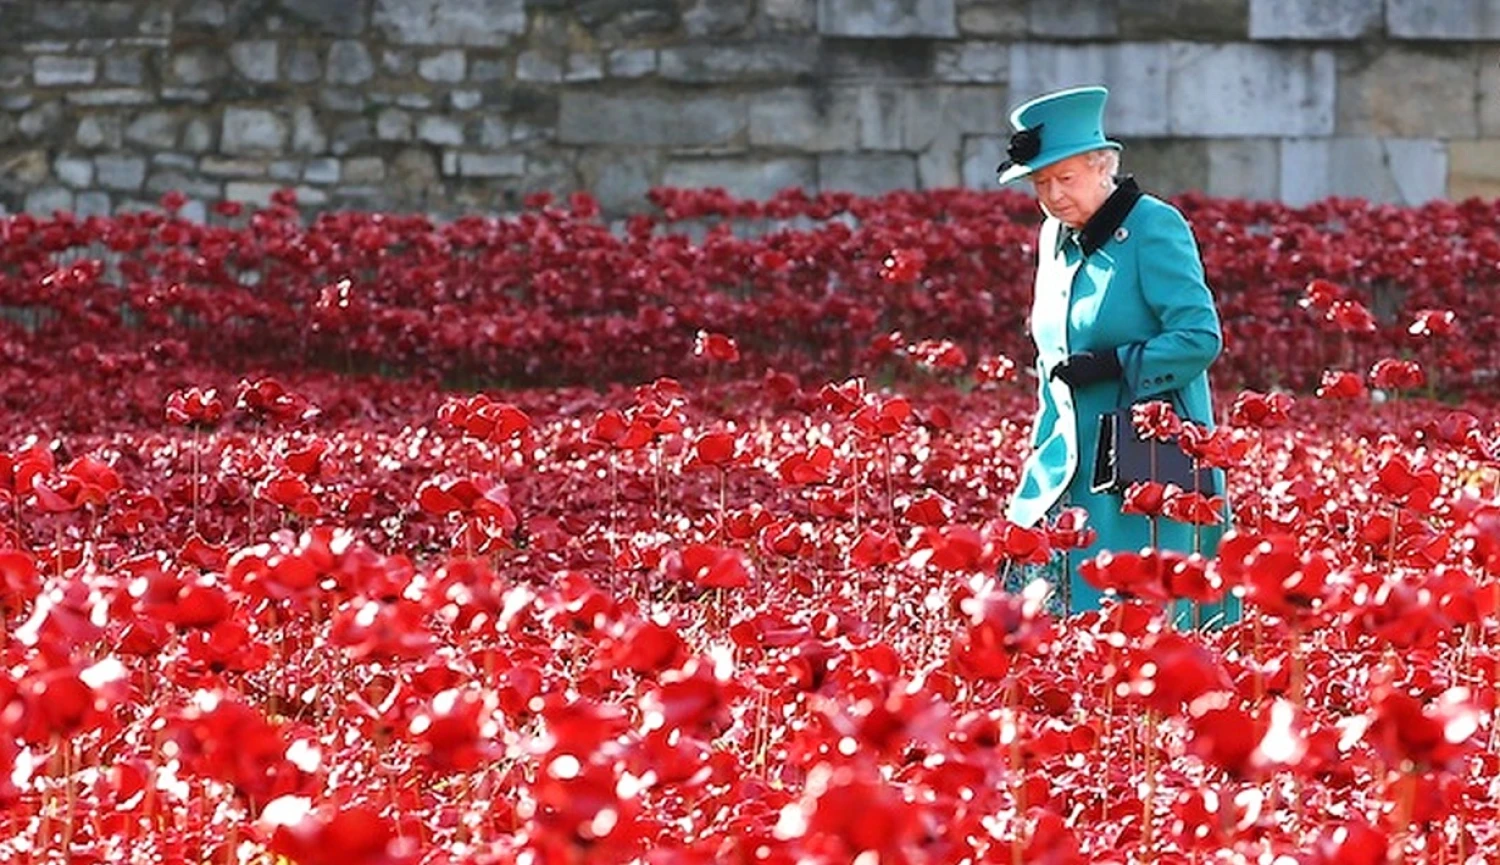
[997, 85, 1122, 185]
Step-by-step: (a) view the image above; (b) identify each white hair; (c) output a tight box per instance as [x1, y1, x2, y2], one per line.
[1085, 148, 1121, 177]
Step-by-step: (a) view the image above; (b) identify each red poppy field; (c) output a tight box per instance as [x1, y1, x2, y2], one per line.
[2, 189, 1500, 864]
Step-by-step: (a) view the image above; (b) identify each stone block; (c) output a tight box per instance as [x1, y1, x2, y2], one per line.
[54, 156, 94, 189]
[1387, 0, 1500, 39]
[396, 93, 434, 109]
[566, 54, 606, 82]
[269, 161, 300, 183]
[420, 50, 467, 83]
[75, 192, 112, 218]
[35, 1, 137, 35]
[960, 133, 1004, 188]
[222, 107, 289, 155]
[125, 111, 179, 149]
[382, 49, 416, 76]
[1484, 49, 1500, 136]
[288, 106, 324, 154]
[418, 116, 466, 146]
[749, 87, 862, 151]
[343, 156, 388, 183]
[182, 119, 215, 152]
[458, 152, 527, 176]
[321, 88, 366, 112]
[25, 188, 74, 215]
[19, 102, 64, 138]
[1248, 0, 1378, 38]
[559, 91, 746, 147]
[171, 49, 228, 86]
[1279, 137, 1447, 206]
[1009, 42, 1170, 136]
[76, 116, 122, 149]
[684, 0, 753, 35]
[479, 117, 508, 147]
[517, 52, 563, 83]
[375, 0, 527, 45]
[917, 146, 960, 187]
[378, 108, 414, 141]
[103, 51, 145, 85]
[3, 151, 52, 186]
[851, 85, 906, 149]
[230, 41, 280, 83]
[901, 84, 1008, 151]
[1027, 0, 1117, 37]
[1337, 48, 1478, 138]
[818, 0, 958, 36]
[1449, 139, 1500, 199]
[34, 56, 98, 86]
[1119, 0, 1246, 39]
[935, 41, 1007, 82]
[1120, 139, 1209, 196]
[200, 157, 269, 178]
[659, 40, 819, 82]
[292, 186, 330, 206]
[579, 149, 662, 212]
[609, 49, 657, 77]
[330, 118, 375, 155]
[95, 154, 148, 191]
[451, 90, 483, 110]
[762, 0, 819, 31]
[957, 0, 1028, 36]
[287, 43, 323, 83]
[1169, 44, 1334, 136]
[0, 57, 28, 88]
[327, 41, 375, 85]
[391, 148, 440, 192]
[663, 156, 817, 197]
[818, 152, 918, 194]
[180, 0, 227, 26]
[575, 0, 679, 38]
[154, 153, 197, 171]
[470, 58, 509, 81]
[225, 182, 282, 207]
[66, 89, 154, 107]
[1205, 138, 1278, 199]
[821, 40, 934, 81]
[146, 171, 221, 199]
[281, 0, 369, 35]
[304, 157, 341, 184]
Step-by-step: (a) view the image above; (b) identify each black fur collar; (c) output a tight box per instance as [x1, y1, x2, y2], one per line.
[1077, 175, 1142, 256]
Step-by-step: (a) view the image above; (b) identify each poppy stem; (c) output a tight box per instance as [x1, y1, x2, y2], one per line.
[883, 438, 895, 525]
[1008, 682, 1024, 865]
[192, 426, 201, 536]
[851, 447, 861, 535]
[1142, 708, 1158, 856]
[62, 738, 74, 858]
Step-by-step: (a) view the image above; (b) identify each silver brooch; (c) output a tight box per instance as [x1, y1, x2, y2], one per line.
[1114, 227, 1129, 242]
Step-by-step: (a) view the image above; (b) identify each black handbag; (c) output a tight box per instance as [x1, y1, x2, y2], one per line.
[1090, 388, 1215, 495]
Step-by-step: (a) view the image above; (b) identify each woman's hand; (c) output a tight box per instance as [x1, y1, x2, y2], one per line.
[1049, 350, 1122, 388]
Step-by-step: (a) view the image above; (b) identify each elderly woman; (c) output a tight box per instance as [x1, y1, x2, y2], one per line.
[999, 86, 1236, 626]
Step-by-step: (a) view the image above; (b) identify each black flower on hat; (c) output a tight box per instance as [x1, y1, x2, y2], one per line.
[997, 124, 1044, 176]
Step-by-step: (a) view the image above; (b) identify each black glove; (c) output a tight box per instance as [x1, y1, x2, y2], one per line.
[1049, 350, 1122, 388]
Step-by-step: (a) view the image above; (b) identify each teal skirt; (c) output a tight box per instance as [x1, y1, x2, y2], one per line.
[1000, 519, 1242, 630]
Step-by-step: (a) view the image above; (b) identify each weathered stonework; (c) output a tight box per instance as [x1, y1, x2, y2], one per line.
[0, 0, 1494, 218]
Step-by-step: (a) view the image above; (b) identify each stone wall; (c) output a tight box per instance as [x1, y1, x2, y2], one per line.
[0, 0, 1497, 219]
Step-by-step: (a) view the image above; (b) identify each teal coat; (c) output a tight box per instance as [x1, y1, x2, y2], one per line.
[1004, 188, 1236, 624]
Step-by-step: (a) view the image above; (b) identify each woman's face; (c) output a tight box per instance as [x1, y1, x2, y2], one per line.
[1030, 153, 1113, 228]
